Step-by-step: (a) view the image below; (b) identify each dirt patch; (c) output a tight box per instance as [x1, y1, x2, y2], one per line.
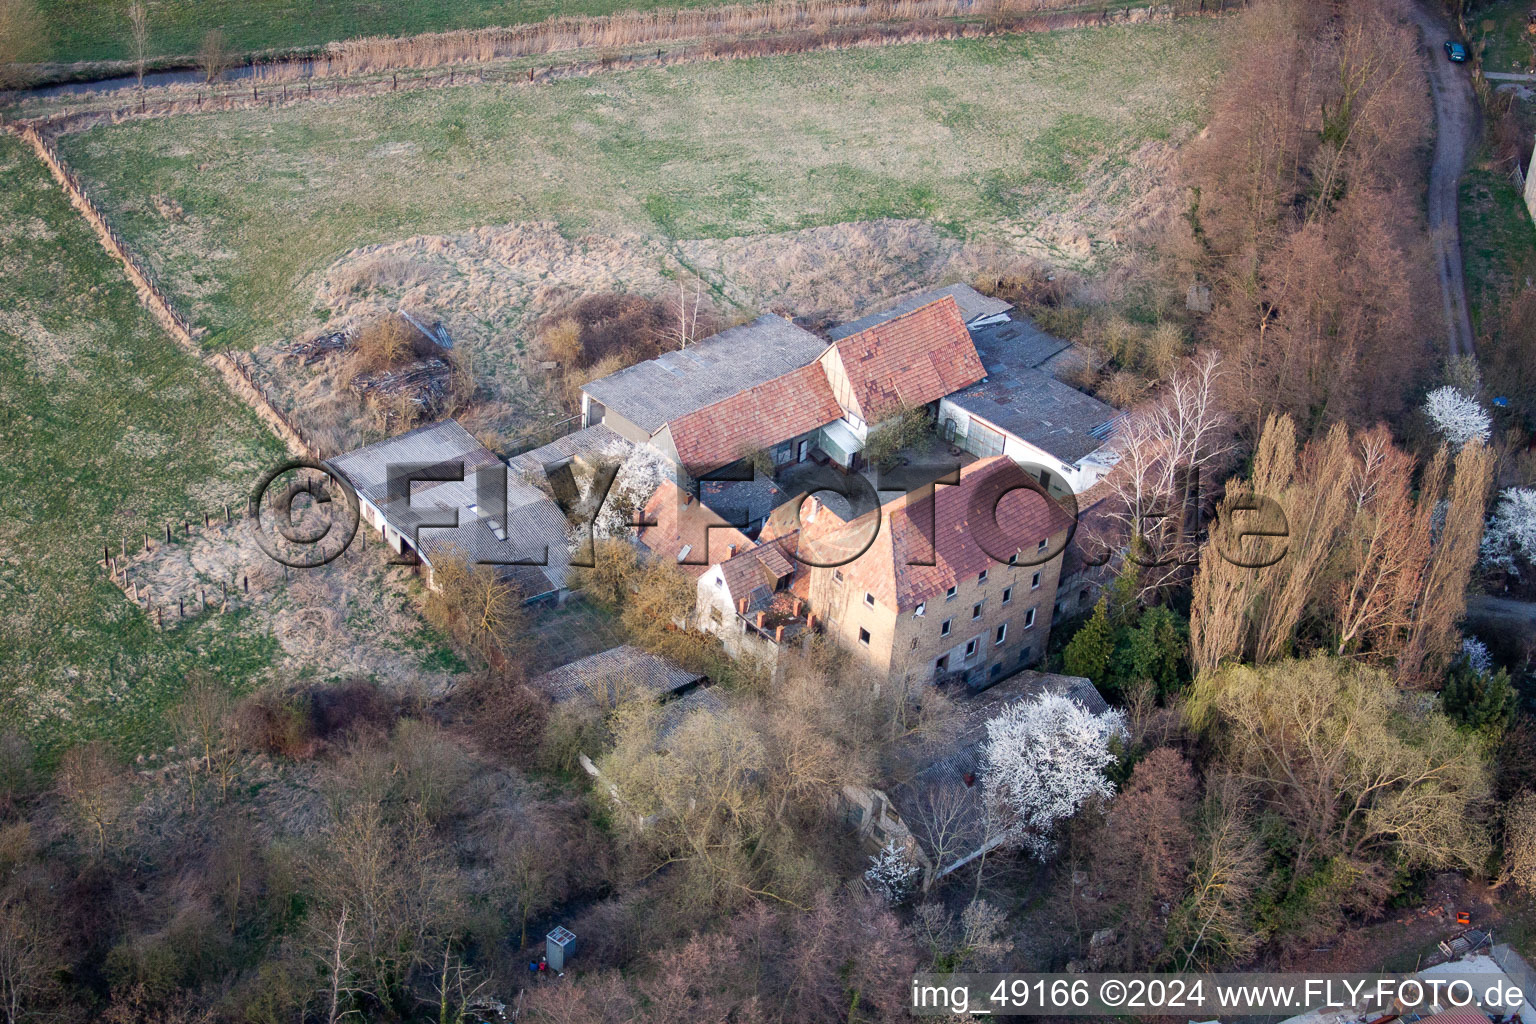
[114, 515, 463, 697]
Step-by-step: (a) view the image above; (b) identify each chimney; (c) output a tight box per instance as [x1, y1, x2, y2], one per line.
[727, 543, 737, 557]
[805, 496, 819, 521]
[755, 611, 765, 629]
[963, 772, 976, 788]
[807, 612, 818, 630]
[738, 597, 748, 615]
[774, 625, 784, 643]
[793, 597, 803, 616]
[683, 492, 693, 506]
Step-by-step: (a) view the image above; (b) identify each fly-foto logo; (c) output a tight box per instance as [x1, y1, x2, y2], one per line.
[246, 455, 1293, 572]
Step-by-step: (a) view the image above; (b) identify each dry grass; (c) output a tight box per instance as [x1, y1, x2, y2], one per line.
[57, 23, 1228, 450]
[116, 516, 469, 694]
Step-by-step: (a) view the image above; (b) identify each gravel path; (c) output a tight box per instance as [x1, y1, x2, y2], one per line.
[1406, 0, 1480, 358]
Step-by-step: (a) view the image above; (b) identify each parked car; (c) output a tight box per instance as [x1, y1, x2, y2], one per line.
[1445, 40, 1469, 62]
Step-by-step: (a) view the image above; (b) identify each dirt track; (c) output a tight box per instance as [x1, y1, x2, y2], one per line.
[1406, 0, 1479, 358]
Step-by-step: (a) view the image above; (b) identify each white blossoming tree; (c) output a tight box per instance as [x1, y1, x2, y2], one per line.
[982, 692, 1126, 859]
[1461, 636, 1493, 675]
[1423, 387, 1491, 449]
[1483, 487, 1536, 577]
[864, 838, 922, 905]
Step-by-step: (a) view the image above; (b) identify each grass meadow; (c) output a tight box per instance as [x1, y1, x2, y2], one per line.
[58, 20, 1230, 352]
[0, 135, 286, 760]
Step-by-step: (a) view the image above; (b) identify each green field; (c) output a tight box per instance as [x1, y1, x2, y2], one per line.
[0, 135, 286, 759]
[57, 22, 1229, 354]
[1469, 0, 1535, 73]
[37, 0, 743, 67]
[1460, 161, 1536, 333]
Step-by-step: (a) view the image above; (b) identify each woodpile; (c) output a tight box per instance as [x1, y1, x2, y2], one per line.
[348, 356, 454, 410]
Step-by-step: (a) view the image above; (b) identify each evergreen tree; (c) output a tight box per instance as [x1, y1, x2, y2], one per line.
[1063, 600, 1114, 683]
[1117, 606, 1190, 697]
[1443, 663, 1518, 735]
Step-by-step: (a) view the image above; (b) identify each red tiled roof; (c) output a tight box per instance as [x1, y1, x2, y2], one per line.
[830, 296, 985, 422]
[667, 363, 843, 473]
[813, 457, 1075, 610]
[638, 479, 754, 578]
[718, 537, 797, 598]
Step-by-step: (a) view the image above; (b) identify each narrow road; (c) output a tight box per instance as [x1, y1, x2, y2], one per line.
[1406, 0, 1479, 358]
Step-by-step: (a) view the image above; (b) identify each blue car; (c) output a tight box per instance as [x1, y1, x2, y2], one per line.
[1445, 40, 1468, 62]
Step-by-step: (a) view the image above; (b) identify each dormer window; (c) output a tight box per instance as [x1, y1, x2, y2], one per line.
[914, 602, 926, 617]
[945, 586, 957, 600]
[977, 570, 988, 585]
[1037, 538, 1048, 553]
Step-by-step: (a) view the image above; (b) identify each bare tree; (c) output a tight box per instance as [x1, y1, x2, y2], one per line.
[423, 553, 529, 668]
[55, 741, 130, 858]
[1103, 351, 1235, 597]
[314, 904, 360, 1024]
[174, 673, 241, 805]
[128, 1, 149, 93]
[0, 893, 57, 1024]
[198, 28, 231, 84]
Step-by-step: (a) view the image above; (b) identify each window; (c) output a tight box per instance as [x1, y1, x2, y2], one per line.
[1002, 586, 1013, 605]
[1018, 646, 1032, 665]
[1007, 552, 1019, 566]
[863, 592, 875, 607]
[935, 654, 949, 673]
[833, 569, 844, 584]
[858, 627, 871, 645]
[914, 602, 926, 617]
[972, 602, 983, 620]
[1031, 571, 1041, 590]
[964, 638, 978, 658]
[945, 585, 957, 600]
[940, 618, 952, 638]
[1037, 538, 1049, 553]
[989, 663, 1003, 680]
[994, 623, 1007, 645]
[977, 569, 988, 585]
[1024, 607, 1036, 628]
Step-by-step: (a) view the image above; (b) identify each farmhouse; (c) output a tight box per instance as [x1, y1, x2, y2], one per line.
[842, 670, 1109, 889]
[327, 419, 574, 602]
[579, 294, 988, 495]
[801, 456, 1075, 688]
[583, 284, 1117, 505]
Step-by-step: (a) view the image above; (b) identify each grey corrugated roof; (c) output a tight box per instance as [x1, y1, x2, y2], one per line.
[328, 420, 496, 509]
[506, 424, 634, 480]
[327, 419, 573, 596]
[530, 644, 705, 707]
[950, 367, 1121, 465]
[966, 316, 1073, 369]
[946, 318, 1121, 465]
[579, 315, 831, 434]
[827, 283, 1013, 341]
